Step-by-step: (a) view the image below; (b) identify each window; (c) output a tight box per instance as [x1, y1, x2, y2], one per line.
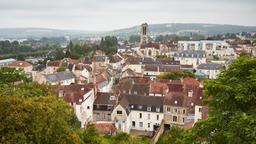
[138, 105, 143, 109]
[148, 123, 150, 128]
[183, 109, 186, 114]
[147, 114, 150, 120]
[174, 108, 177, 113]
[139, 122, 143, 127]
[139, 113, 142, 119]
[147, 106, 151, 111]
[183, 117, 185, 122]
[96, 113, 100, 120]
[173, 116, 177, 122]
[87, 106, 90, 109]
[132, 121, 135, 127]
[156, 107, 160, 112]
[117, 110, 122, 114]
[156, 115, 159, 120]
[107, 114, 111, 120]
[188, 90, 193, 97]
[167, 107, 170, 112]
[199, 108, 202, 112]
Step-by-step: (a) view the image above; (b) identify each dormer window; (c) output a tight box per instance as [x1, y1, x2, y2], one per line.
[109, 96, 116, 101]
[188, 90, 193, 97]
[156, 107, 160, 112]
[117, 110, 122, 115]
[174, 100, 178, 104]
[191, 103, 194, 107]
[147, 106, 151, 111]
[134, 91, 138, 95]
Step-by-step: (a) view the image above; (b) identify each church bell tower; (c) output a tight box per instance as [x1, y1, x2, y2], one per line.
[140, 23, 149, 44]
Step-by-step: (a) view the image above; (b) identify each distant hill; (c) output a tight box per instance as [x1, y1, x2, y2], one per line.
[1, 23, 256, 39]
[107, 23, 256, 38]
[0, 28, 102, 39]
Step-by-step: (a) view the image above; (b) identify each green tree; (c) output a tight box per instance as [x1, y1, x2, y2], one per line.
[192, 57, 256, 143]
[57, 67, 66, 72]
[157, 70, 194, 80]
[81, 124, 102, 144]
[157, 57, 256, 144]
[129, 35, 140, 43]
[0, 67, 29, 84]
[0, 96, 82, 144]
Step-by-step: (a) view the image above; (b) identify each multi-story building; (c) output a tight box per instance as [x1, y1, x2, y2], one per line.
[112, 94, 164, 133]
[197, 63, 224, 79]
[178, 40, 235, 57]
[56, 83, 95, 128]
[174, 50, 206, 68]
[93, 92, 118, 122]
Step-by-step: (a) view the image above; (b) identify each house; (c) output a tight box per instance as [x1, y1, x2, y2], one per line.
[178, 40, 235, 57]
[45, 60, 62, 74]
[116, 77, 150, 96]
[95, 69, 113, 92]
[174, 50, 206, 68]
[92, 50, 109, 73]
[73, 64, 93, 83]
[112, 94, 164, 133]
[163, 78, 204, 126]
[149, 79, 170, 97]
[0, 58, 16, 67]
[197, 63, 224, 79]
[56, 83, 95, 128]
[143, 64, 180, 79]
[120, 68, 139, 79]
[39, 71, 75, 85]
[194, 105, 208, 124]
[123, 56, 143, 74]
[93, 92, 118, 122]
[8, 60, 33, 75]
[45, 58, 80, 74]
[109, 54, 124, 70]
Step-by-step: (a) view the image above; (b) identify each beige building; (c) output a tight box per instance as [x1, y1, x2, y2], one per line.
[8, 60, 33, 75]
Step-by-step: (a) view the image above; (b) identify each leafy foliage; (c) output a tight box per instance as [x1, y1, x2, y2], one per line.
[157, 57, 256, 143]
[0, 67, 30, 83]
[0, 96, 81, 144]
[99, 36, 118, 55]
[157, 70, 195, 80]
[129, 35, 140, 43]
[57, 67, 66, 72]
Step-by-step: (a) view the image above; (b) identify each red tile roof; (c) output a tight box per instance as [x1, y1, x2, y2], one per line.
[95, 123, 116, 135]
[149, 80, 169, 94]
[8, 61, 32, 67]
[56, 83, 94, 104]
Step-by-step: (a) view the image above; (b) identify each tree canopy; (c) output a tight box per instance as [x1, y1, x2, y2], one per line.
[158, 57, 256, 144]
[157, 70, 195, 80]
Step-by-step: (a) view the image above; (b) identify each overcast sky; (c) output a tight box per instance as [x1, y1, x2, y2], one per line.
[0, 0, 256, 31]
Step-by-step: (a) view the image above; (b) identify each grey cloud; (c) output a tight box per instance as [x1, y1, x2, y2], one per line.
[0, 0, 256, 30]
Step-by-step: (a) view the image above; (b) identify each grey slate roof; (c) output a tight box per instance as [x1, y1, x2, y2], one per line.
[174, 50, 206, 58]
[45, 71, 74, 83]
[197, 63, 223, 70]
[119, 94, 164, 114]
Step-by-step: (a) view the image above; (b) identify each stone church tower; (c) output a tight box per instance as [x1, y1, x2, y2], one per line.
[140, 23, 149, 44]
